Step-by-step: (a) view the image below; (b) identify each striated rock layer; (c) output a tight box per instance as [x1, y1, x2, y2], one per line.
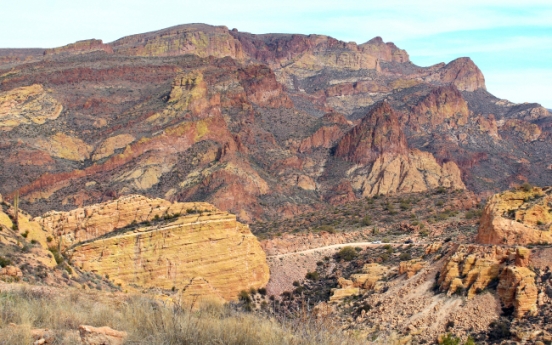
[60, 195, 269, 302]
[438, 244, 537, 317]
[477, 186, 552, 245]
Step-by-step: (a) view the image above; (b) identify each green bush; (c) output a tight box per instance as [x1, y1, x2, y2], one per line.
[399, 252, 411, 261]
[238, 290, 251, 303]
[305, 271, 319, 281]
[0, 256, 12, 267]
[336, 246, 358, 261]
[48, 247, 64, 265]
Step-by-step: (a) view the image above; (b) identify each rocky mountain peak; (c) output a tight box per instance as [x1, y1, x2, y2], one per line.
[439, 57, 486, 91]
[335, 101, 408, 164]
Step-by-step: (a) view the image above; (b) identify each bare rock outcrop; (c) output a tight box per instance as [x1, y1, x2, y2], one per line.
[409, 85, 469, 129]
[477, 186, 552, 245]
[44, 39, 113, 56]
[399, 259, 427, 278]
[79, 325, 127, 345]
[35, 194, 217, 247]
[0, 84, 63, 131]
[438, 244, 537, 317]
[335, 101, 408, 165]
[438, 57, 486, 91]
[64, 195, 269, 303]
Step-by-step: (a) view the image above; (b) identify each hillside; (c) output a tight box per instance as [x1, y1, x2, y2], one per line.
[0, 23, 551, 223]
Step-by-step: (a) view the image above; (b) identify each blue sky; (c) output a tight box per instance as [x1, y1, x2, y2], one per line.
[1, 0, 551, 108]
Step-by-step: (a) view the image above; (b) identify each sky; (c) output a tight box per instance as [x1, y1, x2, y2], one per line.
[1, 0, 551, 108]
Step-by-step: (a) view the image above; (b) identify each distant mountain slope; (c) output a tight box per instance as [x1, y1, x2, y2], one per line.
[0, 23, 551, 221]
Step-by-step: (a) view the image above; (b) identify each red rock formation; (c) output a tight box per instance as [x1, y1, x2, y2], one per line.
[44, 39, 113, 56]
[410, 85, 469, 128]
[335, 101, 408, 164]
[298, 125, 344, 153]
[438, 57, 486, 91]
[237, 65, 293, 108]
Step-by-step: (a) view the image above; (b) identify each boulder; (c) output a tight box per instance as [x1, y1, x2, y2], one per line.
[78, 325, 127, 345]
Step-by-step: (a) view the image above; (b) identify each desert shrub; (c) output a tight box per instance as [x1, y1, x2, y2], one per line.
[305, 271, 319, 281]
[362, 215, 372, 226]
[238, 290, 251, 304]
[47, 247, 64, 265]
[521, 182, 533, 192]
[0, 288, 366, 345]
[336, 246, 358, 261]
[441, 333, 461, 345]
[0, 256, 12, 267]
[399, 252, 411, 261]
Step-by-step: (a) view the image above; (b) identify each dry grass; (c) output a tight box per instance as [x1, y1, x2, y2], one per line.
[0, 287, 364, 345]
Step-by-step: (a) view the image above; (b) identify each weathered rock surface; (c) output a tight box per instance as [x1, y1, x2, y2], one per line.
[335, 101, 408, 165]
[409, 85, 469, 129]
[35, 132, 92, 162]
[497, 266, 538, 317]
[438, 244, 537, 317]
[65, 196, 269, 302]
[91, 134, 135, 161]
[350, 149, 465, 197]
[44, 39, 113, 56]
[0, 84, 62, 131]
[438, 57, 486, 91]
[477, 186, 552, 245]
[79, 325, 127, 345]
[399, 259, 427, 278]
[36, 194, 217, 247]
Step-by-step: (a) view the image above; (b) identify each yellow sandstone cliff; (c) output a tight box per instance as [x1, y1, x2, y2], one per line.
[36, 195, 269, 302]
[477, 186, 552, 245]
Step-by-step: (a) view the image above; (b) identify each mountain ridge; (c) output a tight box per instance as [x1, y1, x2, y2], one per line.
[0, 23, 551, 222]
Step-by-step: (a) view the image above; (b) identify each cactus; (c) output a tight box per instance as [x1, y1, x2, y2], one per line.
[13, 191, 19, 231]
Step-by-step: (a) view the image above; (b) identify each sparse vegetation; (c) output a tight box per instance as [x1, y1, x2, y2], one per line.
[0, 288, 364, 345]
[335, 246, 358, 261]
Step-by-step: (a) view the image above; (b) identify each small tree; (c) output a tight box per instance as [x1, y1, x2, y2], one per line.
[336, 246, 358, 261]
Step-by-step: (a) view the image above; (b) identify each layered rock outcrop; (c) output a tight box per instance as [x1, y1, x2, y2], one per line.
[68, 205, 269, 302]
[477, 186, 552, 245]
[44, 39, 113, 56]
[35, 195, 217, 247]
[111, 24, 245, 59]
[438, 244, 537, 317]
[0, 84, 62, 131]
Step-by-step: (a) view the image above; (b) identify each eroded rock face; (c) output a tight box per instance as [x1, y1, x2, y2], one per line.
[399, 259, 427, 278]
[44, 39, 113, 56]
[438, 244, 537, 317]
[0, 84, 62, 131]
[477, 186, 552, 245]
[35, 194, 217, 247]
[64, 195, 269, 302]
[350, 149, 465, 197]
[335, 101, 408, 165]
[111, 24, 245, 59]
[497, 266, 538, 318]
[438, 57, 486, 91]
[35, 133, 92, 162]
[409, 85, 469, 129]
[92, 134, 135, 161]
[237, 65, 293, 108]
